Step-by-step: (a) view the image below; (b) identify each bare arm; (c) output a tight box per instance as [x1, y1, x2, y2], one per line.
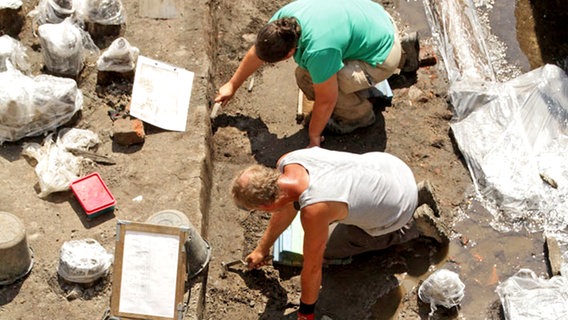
[299, 202, 335, 304]
[308, 74, 339, 147]
[215, 45, 265, 105]
[246, 202, 298, 268]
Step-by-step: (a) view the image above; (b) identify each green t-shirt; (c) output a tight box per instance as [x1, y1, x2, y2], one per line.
[271, 0, 395, 84]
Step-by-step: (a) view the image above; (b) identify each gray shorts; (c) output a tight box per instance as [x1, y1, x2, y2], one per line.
[323, 218, 419, 259]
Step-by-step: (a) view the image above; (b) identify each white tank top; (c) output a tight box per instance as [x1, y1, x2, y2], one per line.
[278, 147, 417, 236]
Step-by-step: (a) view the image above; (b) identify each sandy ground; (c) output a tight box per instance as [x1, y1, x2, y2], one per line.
[0, 0, 522, 319]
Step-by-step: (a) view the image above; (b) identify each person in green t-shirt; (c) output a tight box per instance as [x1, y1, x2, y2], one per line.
[215, 0, 419, 147]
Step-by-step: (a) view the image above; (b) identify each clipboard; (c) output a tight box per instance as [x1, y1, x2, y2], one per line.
[109, 221, 188, 320]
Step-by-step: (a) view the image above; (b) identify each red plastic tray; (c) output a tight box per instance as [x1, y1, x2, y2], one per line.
[70, 172, 116, 217]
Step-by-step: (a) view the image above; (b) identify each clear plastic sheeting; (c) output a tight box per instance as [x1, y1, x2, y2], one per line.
[450, 65, 568, 233]
[0, 64, 83, 144]
[38, 17, 99, 77]
[423, 0, 496, 88]
[22, 133, 81, 197]
[496, 269, 568, 320]
[29, 0, 76, 26]
[423, 0, 568, 238]
[423, 0, 568, 273]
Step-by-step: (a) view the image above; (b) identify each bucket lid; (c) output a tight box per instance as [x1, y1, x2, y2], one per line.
[145, 210, 211, 278]
[0, 212, 34, 285]
[0, 211, 26, 248]
[145, 209, 190, 227]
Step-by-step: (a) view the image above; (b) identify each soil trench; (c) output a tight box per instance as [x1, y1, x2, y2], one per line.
[1, 0, 565, 319]
[205, 1, 472, 319]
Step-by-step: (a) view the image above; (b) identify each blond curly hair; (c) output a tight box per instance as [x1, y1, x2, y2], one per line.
[231, 165, 280, 210]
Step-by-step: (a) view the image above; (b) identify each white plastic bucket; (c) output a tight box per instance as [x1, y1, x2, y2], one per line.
[0, 211, 33, 285]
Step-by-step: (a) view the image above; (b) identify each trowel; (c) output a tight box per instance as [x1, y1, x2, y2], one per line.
[209, 102, 222, 119]
[220, 255, 273, 278]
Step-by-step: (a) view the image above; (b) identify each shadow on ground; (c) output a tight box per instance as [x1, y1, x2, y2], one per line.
[223, 238, 449, 319]
[212, 107, 389, 167]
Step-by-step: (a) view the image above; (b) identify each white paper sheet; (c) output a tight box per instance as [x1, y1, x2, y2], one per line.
[118, 230, 181, 318]
[130, 56, 194, 131]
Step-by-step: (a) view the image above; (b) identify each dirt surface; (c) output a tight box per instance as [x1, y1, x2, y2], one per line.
[1, 0, 476, 320]
[1, 1, 212, 319]
[205, 1, 473, 319]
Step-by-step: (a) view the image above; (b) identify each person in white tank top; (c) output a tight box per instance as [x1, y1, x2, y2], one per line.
[231, 147, 446, 320]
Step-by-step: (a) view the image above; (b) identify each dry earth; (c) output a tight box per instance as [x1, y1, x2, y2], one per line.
[1, 0, 476, 319]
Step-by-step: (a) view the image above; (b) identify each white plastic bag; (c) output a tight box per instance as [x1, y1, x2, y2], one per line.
[75, 0, 126, 25]
[56, 127, 101, 151]
[29, 0, 75, 26]
[0, 65, 83, 144]
[0, 35, 30, 73]
[22, 134, 81, 197]
[418, 269, 465, 315]
[57, 238, 113, 283]
[496, 268, 568, 320]
[38, 18, 86, 77]
[22, 128, 100, 197]
[96, 37, 139, 72]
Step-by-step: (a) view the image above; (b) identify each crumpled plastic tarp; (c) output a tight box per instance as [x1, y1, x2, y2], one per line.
[22, 128, 100, 197]
[0, 64, 83, 144]
[450, 65, 568, 234]
[496, 269, 568, 320]
[423, 0, 496, 87]
[423, 0, 568, 275]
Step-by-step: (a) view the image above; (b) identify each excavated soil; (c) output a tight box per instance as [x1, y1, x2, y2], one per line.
[4, 0, 565, 319]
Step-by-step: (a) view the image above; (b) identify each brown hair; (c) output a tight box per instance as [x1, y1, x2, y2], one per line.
[255, 17, 300, 63]
[231, 165, 281, 209]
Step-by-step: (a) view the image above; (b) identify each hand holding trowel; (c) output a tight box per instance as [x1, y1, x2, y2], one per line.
[220, 255, 273, 278]
[211, 74, 255, 119]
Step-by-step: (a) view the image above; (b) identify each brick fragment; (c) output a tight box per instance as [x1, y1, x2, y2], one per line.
[112, 117, 145, 145]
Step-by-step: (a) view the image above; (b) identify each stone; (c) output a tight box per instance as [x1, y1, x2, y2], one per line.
[417, 180, 441, 216]
[413, 204, 449, 245]
[545, 235, 563, 276]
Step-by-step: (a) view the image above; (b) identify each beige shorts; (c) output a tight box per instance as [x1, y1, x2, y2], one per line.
[336, 38, 401, 94]
[295, 18, 402, 123]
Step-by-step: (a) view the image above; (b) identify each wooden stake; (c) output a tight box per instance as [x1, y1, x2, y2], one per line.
[297, 89, 303, 118]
